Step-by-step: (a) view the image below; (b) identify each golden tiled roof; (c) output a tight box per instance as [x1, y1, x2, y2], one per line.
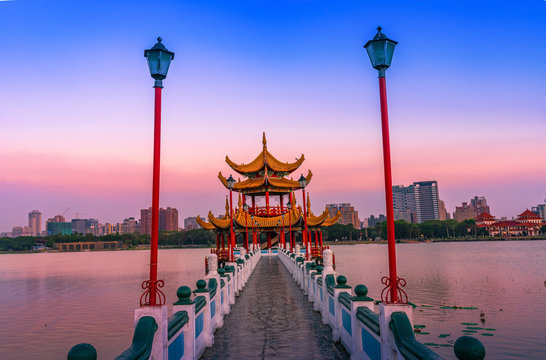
[197, 205, 339, 230]
[225, 133, 305, 175]
[321, 211, 341, 227]
[196, 215, 216, 230]
[218, 170, 312, 193]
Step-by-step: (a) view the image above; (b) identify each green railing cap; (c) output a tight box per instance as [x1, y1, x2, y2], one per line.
[194, 279, 208, 293]
[354, 284, 374, 301]
[454, 336, 486, 360]
[68, 343, 97, 360]
[173, 286, 193, 305]
[315, 265, 323, 274]
[335, 275, 351, 288]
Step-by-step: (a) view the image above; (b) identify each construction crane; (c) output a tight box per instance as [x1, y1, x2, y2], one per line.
[61, 207, 71, 217]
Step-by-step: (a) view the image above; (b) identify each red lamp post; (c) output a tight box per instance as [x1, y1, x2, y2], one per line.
[364, 27, 407, 304]
[287, 199, 293, 251]
[243, 203, 249, 251]
[298, 174, 309, 260]
[140, 37, 174, 307]
[227, 174, 236, 261]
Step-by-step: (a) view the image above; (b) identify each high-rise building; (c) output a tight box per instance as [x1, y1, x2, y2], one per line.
[140, 208, 152, 235]
[119, 218, 139, 235]
[28, 210, 42, 236]
[71, 219, 88, 234]
[367, 214, 387, 228]
[184, 216, 201, 230]
[47, 222, 72, 236]
[439, 200, 449, 220]
[471, 196, 490, 215]
[326, 203, 360, 227]
[140, 207, 179, 234]
[160, 207, 178, 232]
[392, 185, 416, 223]
[71, 218, 99, 235]
[454, 196, 490, 222]
[413, 181, 441, 223]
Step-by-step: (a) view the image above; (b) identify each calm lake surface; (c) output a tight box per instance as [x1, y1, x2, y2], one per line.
[0, 241, 544, 359]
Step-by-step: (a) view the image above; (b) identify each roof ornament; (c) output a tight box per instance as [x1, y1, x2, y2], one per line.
[307, 192, 311, 214]
[238, 193, 243, 210]
[262, 132, 267, 149]
[225, 196, 229, 216]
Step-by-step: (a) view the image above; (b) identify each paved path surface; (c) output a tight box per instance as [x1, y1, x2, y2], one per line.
[201, 256, 349, 359]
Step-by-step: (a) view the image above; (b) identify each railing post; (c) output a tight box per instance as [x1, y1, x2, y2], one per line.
[173, 286, 195, 360]
[134, 305, 168, 360]
[350, 285, 375, 359]
[313, 266, 323, 312]
[193, 280, 213, 347]
[379, 303, 413, 360]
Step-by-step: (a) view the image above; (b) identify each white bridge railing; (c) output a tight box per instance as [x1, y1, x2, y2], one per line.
[278, 247, 485, 360]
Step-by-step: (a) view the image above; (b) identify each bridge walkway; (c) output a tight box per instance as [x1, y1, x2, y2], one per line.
[201, 255, 349, 359]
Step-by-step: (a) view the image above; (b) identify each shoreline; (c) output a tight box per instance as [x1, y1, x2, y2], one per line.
[1, 237, 545, 254]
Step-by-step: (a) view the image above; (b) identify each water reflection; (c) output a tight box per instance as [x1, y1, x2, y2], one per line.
[331, 241, 546, 359]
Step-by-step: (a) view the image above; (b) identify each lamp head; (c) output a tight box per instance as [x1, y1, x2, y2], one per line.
[226, 174, 236, 190]
[364, 27, 398, 77]
[144, 37, 175, 86]
[298, 174, 307, 188]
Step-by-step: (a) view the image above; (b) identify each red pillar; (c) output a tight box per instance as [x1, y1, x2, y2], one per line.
[267, 233, 271, 249]
[302, 188, 309, 259]
[146, 85, 162, 306]
[266, 191, 270, 215]
[319, 231, 323, 247]
[229, 189, 235, 261]
[379, 75, 398, 303]
[252, 196, 255, 213]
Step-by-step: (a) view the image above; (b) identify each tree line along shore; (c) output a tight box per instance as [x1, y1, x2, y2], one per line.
[2, 219, 545, 252]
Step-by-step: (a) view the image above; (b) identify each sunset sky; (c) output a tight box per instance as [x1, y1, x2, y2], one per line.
[1, 0, 545, 232]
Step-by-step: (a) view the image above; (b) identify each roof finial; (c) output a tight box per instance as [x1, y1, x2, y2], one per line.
[157, 36, 163, 43]
[262, 132, 267, 148]
[377, 26, 382, 32]
[225, 196, 229, 216]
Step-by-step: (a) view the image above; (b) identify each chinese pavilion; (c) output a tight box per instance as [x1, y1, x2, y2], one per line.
[197, 133, 340, 260]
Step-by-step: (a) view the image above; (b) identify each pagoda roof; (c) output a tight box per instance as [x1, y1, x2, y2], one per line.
[517, 209, 542, 220]
[225, 133, 305, 176]
[196, 205, 339, 230]
[475, 212, 495, 220]
[218, 170, 312, 195]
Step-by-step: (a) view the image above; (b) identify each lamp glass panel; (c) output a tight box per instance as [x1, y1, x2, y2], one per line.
[372, 41, 387, 66]
[385, 41, 396, 67]
[365, 45, 376, 67]
[146, 50, 161, 77]
[158, 50, 173, 77]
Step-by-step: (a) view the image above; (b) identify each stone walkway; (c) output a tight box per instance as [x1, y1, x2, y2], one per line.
[201, 256, 349, 359]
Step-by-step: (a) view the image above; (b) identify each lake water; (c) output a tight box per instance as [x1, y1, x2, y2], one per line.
[0, 241, 544, 359]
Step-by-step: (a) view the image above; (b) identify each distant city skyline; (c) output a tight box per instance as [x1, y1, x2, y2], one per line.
[1, 0, 545, 232]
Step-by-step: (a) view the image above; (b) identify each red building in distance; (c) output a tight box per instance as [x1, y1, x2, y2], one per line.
[475, 210, 544, 236]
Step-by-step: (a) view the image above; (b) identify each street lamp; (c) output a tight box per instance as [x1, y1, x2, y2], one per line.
[298, 174, 309, 260]
[243, 203, 249, 251]
[364, 27, 406, 304]
[287, 200, 293, 251]
[140, 37, 174, 307]
[227, 174, 236, 261]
